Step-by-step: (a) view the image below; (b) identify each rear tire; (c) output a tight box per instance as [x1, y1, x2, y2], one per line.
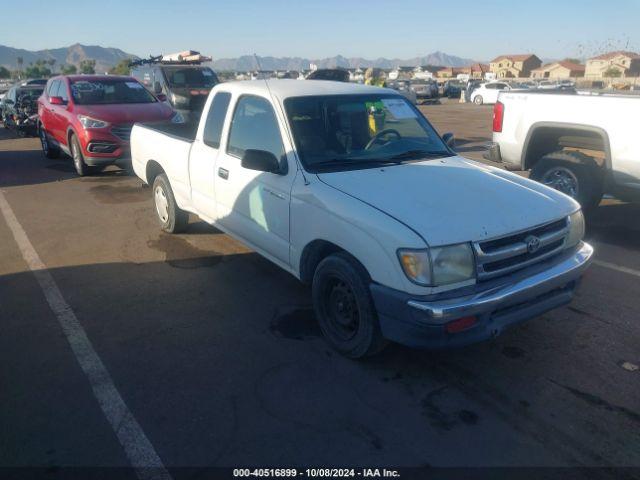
[474, 95, 483, 105]
[39, 125, 60, 159]
[530, 151, 603, 211]
[152, 173, 188, 233]
[312, 252, 387, 359]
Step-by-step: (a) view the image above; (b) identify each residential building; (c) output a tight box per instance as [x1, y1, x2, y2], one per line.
[531, 61, 585, 79]
[490, 54, 542, 78]
[585, 51, 640, 79]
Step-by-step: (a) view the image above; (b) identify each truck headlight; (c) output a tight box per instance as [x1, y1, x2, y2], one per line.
[566, 210, 585, 248]
[77, 115, 109, 129]
[398, 243, 475, 287]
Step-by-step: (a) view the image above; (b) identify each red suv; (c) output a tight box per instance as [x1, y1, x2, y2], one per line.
[38, 75, 180, 175]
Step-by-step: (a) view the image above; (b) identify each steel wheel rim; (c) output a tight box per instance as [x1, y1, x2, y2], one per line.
[323, 276, 359, 341]
[542, 166, 579, 198]
[154, 185, 169, 223]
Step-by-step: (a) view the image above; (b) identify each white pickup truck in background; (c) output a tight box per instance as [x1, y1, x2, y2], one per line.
[131, 80, 592, 358]
[487, 91, 639, 209]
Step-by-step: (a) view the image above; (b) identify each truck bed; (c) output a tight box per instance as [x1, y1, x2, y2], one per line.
[137, 120, 199, 142]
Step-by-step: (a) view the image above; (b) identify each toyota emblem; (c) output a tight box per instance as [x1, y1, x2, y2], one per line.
[525, 235, 541, 254]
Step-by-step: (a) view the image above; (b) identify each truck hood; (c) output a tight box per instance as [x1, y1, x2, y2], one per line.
[76, 102, 175, 124]
[317, 156, 577, 246]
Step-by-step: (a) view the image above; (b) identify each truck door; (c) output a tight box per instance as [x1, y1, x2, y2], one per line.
[188, 91, 232, 222]
[213, 94, 295, 266]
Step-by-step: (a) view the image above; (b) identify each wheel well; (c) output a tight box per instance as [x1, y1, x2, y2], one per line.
[145, 161, 165, 185]
[299, 240, 348, 285]
[523, 125, 609, 171]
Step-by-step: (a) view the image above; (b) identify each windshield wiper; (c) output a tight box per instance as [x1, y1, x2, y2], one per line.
[387, 149, 452, 161]
[311, 158, 404, 169]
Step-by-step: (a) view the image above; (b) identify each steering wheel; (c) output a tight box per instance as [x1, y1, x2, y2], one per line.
[365, 129, 402, 150]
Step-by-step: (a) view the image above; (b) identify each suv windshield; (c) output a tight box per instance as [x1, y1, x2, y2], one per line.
[162, 67, 219, 88]
[70, 79, 156, 105]
[285, 94, 451, 171]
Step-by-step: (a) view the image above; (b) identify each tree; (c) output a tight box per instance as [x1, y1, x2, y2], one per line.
[15, 56, 24, 79]
[79, 59, 96, 74]
[24, 60, 52, 78]
[60, 64, 78, 75]
[0, 66, 10, 79]
[47, 58, 57, 72]
[108, 59, 132, 76]
[603, 67, 622, 78]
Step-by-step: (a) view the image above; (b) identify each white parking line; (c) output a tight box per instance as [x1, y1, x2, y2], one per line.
[593, 259, 640, 279]
[0, 190, 172, 480]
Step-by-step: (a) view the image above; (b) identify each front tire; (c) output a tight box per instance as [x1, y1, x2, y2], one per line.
[474, 95, 483, 105]
[70, 134, 90, 176]
[312, 253, 387, 358]
[152, 173, 188, 233]
[530, 151, 603, 210]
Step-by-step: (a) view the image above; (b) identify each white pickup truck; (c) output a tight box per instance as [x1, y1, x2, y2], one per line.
[131, 80, 592, 358]
[487, 90, 639, 209]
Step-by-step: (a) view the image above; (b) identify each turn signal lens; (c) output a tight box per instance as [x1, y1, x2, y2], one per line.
[445, 316, 477, 334]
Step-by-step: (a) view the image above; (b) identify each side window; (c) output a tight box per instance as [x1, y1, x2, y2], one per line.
[47, 80, 60, 98]
[227, 96, 285, 161]
[57, 81, 69, 102]
[485, 84, 496, 90]
[203, 92, 231, 149]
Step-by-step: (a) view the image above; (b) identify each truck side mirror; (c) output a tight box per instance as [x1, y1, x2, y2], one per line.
[442, 132, 455, 149]
[241, 149, 282, 174]
[153, 81, 162, 94]
[49, 96, 66, 106]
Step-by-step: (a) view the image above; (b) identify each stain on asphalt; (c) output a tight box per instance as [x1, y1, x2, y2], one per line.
[147, 234, 223, 269]
[551, 380, 640, 424]
[458, 409, 479, 425]
[346, 423, 384, 450]
[502, 346, 526, 359]
[90, 184, 148, 204]
[270, 306, 320, 340]
[421, 386, 480, 431]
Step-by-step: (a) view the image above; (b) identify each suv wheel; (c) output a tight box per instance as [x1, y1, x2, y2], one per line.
[312, 252, 387, 358]
[530, 151, 604, 211]
[152, 174, 188, 233]
[70, 134, 91, 176]
[39, 125, 60, 159]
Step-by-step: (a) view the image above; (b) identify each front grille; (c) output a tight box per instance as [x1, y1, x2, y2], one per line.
[474, 218, 568, 281]
[111, 124, 133, 142]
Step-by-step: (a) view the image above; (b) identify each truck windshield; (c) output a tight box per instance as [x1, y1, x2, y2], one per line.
[162, 67, 218, 88]
[70, 79, 156, 105]
[284, 94, 451, 171]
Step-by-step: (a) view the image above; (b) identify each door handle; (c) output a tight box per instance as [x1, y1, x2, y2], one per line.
[218, 167, 229, 180]
[262, 187, 285, 200]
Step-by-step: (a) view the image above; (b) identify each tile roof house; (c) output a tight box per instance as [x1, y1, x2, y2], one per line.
[585, 51, 640, 78]
[490, 54, 542, 78]
[531, 61, 585, 79]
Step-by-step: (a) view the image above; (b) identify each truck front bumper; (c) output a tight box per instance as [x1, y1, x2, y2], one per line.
[370, 242, 593, 349]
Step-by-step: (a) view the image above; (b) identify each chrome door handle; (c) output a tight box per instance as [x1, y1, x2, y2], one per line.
[218, 167, 229, 180]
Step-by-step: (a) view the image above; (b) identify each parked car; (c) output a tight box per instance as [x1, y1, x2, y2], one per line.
[1, 83, 44, 136]
[410, 80, 439, 104]
[443, 80, 464, 98]
[306, 69, 350, 82]
[386, 80, 417, 104]
[130, 80, 592, 358]
[38, 75, 180, 176]
[487, 90, 639, 209]
[130, 60, 219, 122]
[470, 82, 511, 105]
[464, 80, 482, 102]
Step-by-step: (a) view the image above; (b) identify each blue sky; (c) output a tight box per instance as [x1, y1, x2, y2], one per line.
[7, 0, 640, 60]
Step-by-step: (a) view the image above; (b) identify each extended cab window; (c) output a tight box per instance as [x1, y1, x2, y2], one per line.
[227, 96, 284, 161]
[47, 80, 60, 98]
[203, 92, 231, 149]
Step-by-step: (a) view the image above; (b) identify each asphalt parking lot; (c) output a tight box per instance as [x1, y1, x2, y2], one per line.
[1, 102, 639, 476]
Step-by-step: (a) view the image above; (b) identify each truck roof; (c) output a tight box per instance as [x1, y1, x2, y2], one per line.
[215, 79, 391, 99]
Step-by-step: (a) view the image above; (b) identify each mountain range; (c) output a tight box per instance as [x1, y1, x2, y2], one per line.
[0, 44, 137, 73]
[0, 44, 476, 73]
[212, 51, 476, 71]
